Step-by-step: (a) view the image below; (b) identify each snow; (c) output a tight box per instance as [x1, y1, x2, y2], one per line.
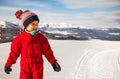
[0, 40, 120, 79]
[0, 20, 20, 28]
[46, 30, 75, 35]
[109, 33, 120, 35]
[39, 23, 86, 29]
[0, 21, 5, 25]
[67, 48, 120, 79]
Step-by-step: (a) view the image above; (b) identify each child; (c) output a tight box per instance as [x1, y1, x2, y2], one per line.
[4, 10, 61, 79]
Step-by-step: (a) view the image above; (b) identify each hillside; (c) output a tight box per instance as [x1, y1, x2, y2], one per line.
[0, 21, 120, 41]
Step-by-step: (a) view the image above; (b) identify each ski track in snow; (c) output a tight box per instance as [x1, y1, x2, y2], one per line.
[0, 40, 120, 79]
[66, 49, 120, 79]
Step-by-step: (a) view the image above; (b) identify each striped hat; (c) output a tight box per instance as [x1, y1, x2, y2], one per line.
[15, 10, 39, 28]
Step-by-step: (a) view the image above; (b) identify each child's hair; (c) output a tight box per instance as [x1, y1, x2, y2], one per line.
[15, 10, 39, 28]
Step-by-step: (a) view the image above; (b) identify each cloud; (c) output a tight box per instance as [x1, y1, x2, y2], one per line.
[13, 0, 48, 8]
[43, 10, 120, 28]
[0, 6, 19, 22]
[56, 0, 120, 9]
[0, 6, 18, 12]
[75, 11, 120, 28]
[106, 11, 120, 25]
[0, 6, 70, 24]
[94, 11, 120, 25]
[0, 5, 120, 28]
[33, 10, 69, 17]
[1, 0, 49, 9]
[33, 10, 71, 23]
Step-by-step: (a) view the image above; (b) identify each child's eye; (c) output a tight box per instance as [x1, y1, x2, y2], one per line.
[31, 23, 38, 26]
[32, 23, 35, 26]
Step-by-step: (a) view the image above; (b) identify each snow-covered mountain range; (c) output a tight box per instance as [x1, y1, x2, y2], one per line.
[39, 23, 120, 41]
[39, 23, 87, 28]
[0, 21, 21, 28]
[0, 21, 120, 41]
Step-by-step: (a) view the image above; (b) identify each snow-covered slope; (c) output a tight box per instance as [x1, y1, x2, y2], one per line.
[0, 40, 120, 79]
[68, 49, 120, 79]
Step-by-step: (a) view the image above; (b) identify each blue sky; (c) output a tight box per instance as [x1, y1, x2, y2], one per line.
[0, 0, 120, 28]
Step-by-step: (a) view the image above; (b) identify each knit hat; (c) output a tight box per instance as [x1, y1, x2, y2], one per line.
[15, 10, 39, 28]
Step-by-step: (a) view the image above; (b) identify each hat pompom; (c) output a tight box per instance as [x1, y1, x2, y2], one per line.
[15, 10, 23, 20]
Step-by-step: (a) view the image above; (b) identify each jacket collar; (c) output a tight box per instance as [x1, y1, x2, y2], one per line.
[22, 30, 39, 38]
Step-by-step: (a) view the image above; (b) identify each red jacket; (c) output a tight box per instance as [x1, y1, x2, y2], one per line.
[5, 31, 57, 67]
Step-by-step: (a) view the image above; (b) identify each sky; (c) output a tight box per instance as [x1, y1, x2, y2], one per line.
[0, 0, 120, 28]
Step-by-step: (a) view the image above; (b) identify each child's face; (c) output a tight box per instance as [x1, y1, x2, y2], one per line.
[26, 20, 39, 31]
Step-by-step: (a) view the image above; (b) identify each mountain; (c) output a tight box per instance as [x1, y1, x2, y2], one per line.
[0, 21, 21, 28]
[39, 23, 120, 41]
[39, 23, 90, 30]
[0, 21, 120, 41]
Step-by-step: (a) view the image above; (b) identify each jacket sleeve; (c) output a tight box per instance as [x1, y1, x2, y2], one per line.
[42, 36, 57, 64]
[5, 36, 22, 67]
